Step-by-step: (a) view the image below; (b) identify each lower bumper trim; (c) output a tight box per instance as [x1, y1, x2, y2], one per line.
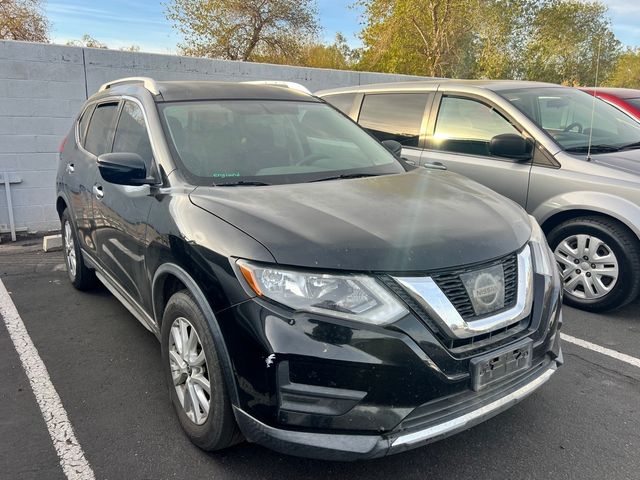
[234, 358, 559, 461]
[391, 363, 556, 448]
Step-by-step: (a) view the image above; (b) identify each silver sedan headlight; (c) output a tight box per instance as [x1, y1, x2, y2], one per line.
[237, 260, 408, 325]
[529, 215, 558, 278]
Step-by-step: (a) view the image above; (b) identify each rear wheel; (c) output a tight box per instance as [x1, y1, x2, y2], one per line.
[61, 209, 95, 290]
[548, 216, 640, 312]
[161, 290, 242, 451]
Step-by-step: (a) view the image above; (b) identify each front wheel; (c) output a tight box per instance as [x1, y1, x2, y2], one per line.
[548, 216, 640, 312]
[161, 290, 242, 451]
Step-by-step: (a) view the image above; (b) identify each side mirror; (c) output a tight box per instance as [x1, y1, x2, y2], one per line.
[489, 134, 533, 161]
[97, 152, 153, 185]
[382, 139, 403, 158]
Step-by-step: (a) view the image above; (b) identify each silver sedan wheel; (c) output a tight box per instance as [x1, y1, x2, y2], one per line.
[554, 234, 619, 300]
[169, 317, 211, 425]
[63, 220, 76, 280]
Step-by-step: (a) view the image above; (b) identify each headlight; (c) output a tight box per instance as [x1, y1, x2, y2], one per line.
[236, 260, 407, 325]
[529, 215, 557, 277]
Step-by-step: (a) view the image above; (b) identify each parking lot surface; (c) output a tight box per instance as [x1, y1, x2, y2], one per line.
[1, 242, 639, 480]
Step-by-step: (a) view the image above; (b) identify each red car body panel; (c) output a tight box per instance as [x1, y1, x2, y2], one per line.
[580, 87, 640, 122]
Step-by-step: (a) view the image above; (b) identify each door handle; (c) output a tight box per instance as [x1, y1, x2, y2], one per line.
[93, 185, 104, 200]
[66, 163, 75, 174]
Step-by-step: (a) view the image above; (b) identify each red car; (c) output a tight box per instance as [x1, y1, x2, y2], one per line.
[580, 87, 640, 122]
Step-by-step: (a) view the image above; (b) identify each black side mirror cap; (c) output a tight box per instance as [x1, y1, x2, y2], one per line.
[489, 134, 533, 161]
[382, 139, 403, 158]
[97, 152, 155, 186]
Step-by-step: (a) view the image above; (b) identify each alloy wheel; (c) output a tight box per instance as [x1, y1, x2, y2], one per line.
[63, 220, 76, 280]
[168, 317, 211, 425]
[554, 234, 619, 300]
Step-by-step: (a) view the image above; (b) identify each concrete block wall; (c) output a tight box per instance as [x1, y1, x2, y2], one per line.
[0, 40, 426, 234]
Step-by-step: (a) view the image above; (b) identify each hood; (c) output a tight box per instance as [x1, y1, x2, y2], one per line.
[589, 149, 640, 176]
[189, 169, 531, 272]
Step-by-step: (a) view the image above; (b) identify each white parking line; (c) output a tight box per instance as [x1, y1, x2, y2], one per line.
[0, 279, 95, 480]
[561, 333, 640, 369]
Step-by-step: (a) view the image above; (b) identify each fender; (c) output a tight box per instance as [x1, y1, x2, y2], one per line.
[55, 191, 72, 218]
[532, 190, 640, 240]
[152, 262, 240, 405]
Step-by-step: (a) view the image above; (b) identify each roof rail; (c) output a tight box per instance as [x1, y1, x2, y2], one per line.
[98, 77, 160, 95]
[242, 80, 311, 95]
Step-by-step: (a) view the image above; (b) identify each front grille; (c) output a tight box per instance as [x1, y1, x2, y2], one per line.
[380, 251, 529, 356]
[432, 253, 518, 320]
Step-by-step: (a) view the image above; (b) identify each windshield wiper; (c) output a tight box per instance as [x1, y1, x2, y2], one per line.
[619, 141, 640, 151]
[309, 173, 383, 183]
[214, 180, 271, 187]
[565, 144, 622, 153]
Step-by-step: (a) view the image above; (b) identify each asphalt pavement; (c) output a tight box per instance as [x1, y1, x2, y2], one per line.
[0, 241, 638, 480]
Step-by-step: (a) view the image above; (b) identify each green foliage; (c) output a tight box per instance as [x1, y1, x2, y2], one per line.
[259, 33, 359, 70]
[356, 0, 479, 77]
[521, 0, 620, 85]
[165, 0, 320, 61]
[471, 0, 538, 79]
[604, 49, 640, 89]
[356, 0, 621, 85]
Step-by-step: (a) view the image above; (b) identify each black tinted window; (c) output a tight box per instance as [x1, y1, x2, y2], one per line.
[324, 93, 356, 116]
[113, 101, 153, 171]
[77, 104, 94, 145]
[358, 93, 429, 147]
[84, 102, 119, 156]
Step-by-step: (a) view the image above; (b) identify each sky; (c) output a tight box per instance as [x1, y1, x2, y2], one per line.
[45, 0, 640, 55]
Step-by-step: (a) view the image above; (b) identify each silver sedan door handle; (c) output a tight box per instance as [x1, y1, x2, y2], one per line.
[66, 163, 75, 174]
[93, 185, 104, 200]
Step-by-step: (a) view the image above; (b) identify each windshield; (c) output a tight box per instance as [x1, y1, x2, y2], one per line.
[159, 100, 404, 185]
[500, 87, 640, 153]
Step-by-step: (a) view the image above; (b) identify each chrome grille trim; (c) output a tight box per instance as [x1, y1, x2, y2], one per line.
[392, 247, 533, 340]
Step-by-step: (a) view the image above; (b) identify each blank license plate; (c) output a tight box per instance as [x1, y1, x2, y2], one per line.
[470, 339, 533, 391]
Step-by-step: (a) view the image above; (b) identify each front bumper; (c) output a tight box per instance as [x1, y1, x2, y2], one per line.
[216, 253, 564, 459]
[234, 354, 561, 461]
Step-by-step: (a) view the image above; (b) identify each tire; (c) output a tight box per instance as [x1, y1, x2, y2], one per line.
[161, 290, 242, 451]
[547, 216, 640, 312]
[60, 209, 96, 290]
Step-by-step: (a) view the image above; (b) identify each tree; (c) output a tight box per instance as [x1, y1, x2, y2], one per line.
[259, 32, 358, 70]
[521, 0, 620, 86]
[605, 49, 640, 89]
[471, 0, 538, 79]
[165, 0, 320, 61]
[65, 34, 108, 49]
[0, 0, 49, 42]
[356, 0, 479, 77]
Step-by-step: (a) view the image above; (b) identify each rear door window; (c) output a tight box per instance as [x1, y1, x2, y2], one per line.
[358, 93, 430, 147]
[84, 102, 119, 157]
[112, 101, 154, 172]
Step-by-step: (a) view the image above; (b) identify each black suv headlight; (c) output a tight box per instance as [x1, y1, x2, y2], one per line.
[236, 260, 408, 325]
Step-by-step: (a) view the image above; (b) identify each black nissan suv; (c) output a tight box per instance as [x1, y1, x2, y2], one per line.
[56, 77, 563, 460]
